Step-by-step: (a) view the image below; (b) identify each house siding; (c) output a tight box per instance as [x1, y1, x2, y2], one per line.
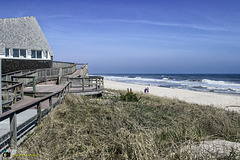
[2, 59, 52, 74]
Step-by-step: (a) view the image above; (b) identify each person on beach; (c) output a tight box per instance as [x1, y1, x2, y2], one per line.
[147, 87, 149, 93]
[144, 88, 147, 93]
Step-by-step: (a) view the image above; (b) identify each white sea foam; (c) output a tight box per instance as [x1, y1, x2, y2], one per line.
[103, 75, 240, 94]
[202, 79, 228, 85]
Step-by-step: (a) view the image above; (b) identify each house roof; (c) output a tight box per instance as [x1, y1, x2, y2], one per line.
[0, 16, 53, 56]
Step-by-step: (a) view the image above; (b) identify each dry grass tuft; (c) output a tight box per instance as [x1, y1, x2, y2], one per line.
[14, 89, 240, 159]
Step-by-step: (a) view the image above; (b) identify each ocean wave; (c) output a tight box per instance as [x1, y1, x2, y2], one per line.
[103, 75, 240, 94]
[187, 79, 202, 82]
[202, 79, 228, 85]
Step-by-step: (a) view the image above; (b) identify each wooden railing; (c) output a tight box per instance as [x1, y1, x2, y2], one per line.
[52, 61, 76, 68]
[1, 62, 89, 108]
[61, 76, 104, 91]
[0, 61, 98, 153]
[79, 63, 88, 77]
[1, 62, 86, 82]
[0, 82, 70, 152]
[2, 81, 24, 107]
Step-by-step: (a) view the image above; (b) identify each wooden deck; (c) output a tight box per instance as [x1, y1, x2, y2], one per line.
[0, 63, 99, 152]
[68, 70, 82, 78]
[4, 69, 104, 111]
[24, 84, 65, 93]
[11, 96, 59, 110]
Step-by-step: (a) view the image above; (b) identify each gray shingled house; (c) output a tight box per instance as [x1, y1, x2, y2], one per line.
[0, 16, 53, 73]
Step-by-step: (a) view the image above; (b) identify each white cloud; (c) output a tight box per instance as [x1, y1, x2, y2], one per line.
[83, 19, 232, 32]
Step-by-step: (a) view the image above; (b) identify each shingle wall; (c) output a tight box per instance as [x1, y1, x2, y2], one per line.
[2, 59, 52, 74]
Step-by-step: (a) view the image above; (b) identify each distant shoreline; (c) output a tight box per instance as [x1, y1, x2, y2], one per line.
[104, 80, 240, 112]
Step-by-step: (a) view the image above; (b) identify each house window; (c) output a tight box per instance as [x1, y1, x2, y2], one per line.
[37, 51, 42, 58]
[45, 51, 48, 58]
[31, 50, 42, 58]
[31, 50, 36, 58]
[20, 49, 26, 58]
[13, 49, 27, 58]
[5, 48, 10, 57]
[13, 49, 19, 57]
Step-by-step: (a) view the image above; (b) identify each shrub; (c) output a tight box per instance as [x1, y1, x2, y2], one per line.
[120, 88, 140, 102]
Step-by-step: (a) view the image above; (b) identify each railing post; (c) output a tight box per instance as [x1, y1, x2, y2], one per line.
[33, 77, 36, 93]
[49, 96, 53, 109]
[57, 68, 62, 84]
[58, 91, 62, 100]
[82, 78, 85, 91]
[10, 113, 17, 150]
[21, 83, 24, 100]
[14, 87, 17, 104]
[6, 90, 9, 101]
[96, 78, 98, 90]
[67, 80, 70, 94]
[102, 78, 104, 89]
[37, 102, 42, 125]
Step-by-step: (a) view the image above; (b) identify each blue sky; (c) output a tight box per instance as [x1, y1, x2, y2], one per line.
[1, 0, 240, 74]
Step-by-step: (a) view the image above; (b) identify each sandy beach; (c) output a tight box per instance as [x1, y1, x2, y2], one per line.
[105, 80, 240, 112]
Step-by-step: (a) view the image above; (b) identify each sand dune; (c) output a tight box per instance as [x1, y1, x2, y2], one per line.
[105, 80, 240, 112]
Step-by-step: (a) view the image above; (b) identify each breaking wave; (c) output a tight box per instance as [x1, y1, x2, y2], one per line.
[101, 74, 240, 95]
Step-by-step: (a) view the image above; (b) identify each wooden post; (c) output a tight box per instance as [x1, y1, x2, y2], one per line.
[82, 78, 85, 91]
[58, 91, 62, 100]
[102, 78, 104, 89]
[37, 103, 42, 125]
[10, 113, 17, 150]
[21, 83, 24, 100]
[67, 80, 70, 94]
[96, 78, 98, 90]
[33, 77, 36, 93]
[6, 90, 9, 101]
[61, 90, 65, 101]
[49, 96, 53, 109]
[58, 68, 62, 84]
[14, 87, 17, 104]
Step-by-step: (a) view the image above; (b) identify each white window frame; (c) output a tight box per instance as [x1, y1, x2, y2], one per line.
[13, 49, 27, 58]
[45, 51, 49, 59]
[31, 50, 43, 59]
[5, 48, 10, 57]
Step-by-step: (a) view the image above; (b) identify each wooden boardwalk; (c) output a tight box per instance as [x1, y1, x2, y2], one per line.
[0, 69, 104, 153]
[68, 70, 82, 78]
[11, 95, 59, 110]
[24, 84, 65, 93]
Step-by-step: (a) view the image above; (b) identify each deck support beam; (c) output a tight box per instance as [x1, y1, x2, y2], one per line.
[82, 78, 85, 91]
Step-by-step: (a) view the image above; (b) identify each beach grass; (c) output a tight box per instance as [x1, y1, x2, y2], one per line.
[15, 89, 240, 159]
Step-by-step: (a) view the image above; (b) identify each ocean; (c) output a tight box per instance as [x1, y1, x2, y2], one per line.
[99, 74, 240, 95]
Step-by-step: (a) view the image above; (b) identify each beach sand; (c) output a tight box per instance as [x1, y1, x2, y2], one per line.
[105, 80, 240, 112]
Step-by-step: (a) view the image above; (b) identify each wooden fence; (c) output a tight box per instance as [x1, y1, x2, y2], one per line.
[2, 62, 88, 83]
[2, 81, 24, 107]
[0, 61, 103, 153]
[61, 76, 104, 92]
[0, 82, 70, 152]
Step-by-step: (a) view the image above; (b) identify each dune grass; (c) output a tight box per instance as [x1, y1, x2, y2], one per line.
[15, 89, 240, 159]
